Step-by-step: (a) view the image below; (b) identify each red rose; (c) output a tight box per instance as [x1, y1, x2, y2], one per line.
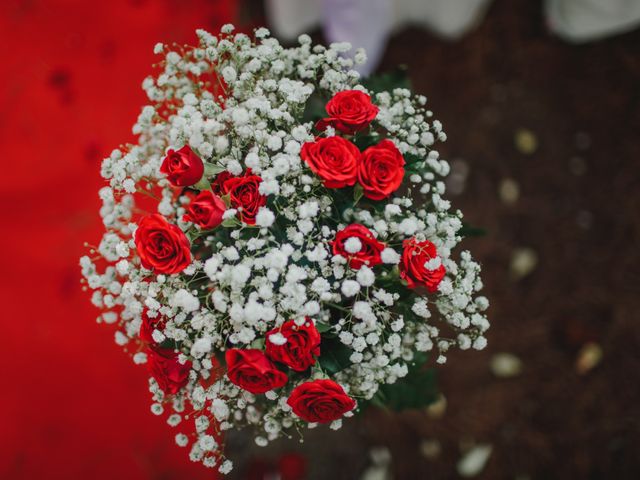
[183, 190, 226, 229]
[225, 349, 288, 394]
[148, 347, 192, 395]
[222, 172, 267, 225]
[266, 319, 321, 372]
[357, 139, 405, 200]
[211, 170, 234, 195]
[139, 308, 166, 343]
[316, 90, 379, 134]
[332, 223, 384, 269]
[134, 214, 191, 274]
[160, 145, 204, 187]
[399, 237, 446, 292]
[287, 379, 356, 423]
[301, 136, 360, 188]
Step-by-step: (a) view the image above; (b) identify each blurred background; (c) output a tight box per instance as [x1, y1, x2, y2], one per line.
[1, 0, 639, 479]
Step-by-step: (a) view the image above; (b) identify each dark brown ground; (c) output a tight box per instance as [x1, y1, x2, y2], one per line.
[231, 1, 640, 478]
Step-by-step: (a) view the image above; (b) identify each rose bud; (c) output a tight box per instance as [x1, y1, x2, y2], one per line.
[225, 349, 288, 394]
[266, 319, 321, 372]
[332, 223, 385, 269]
[357, 139, 405, 200]
[316, 90, 379, 134]
[147, 347, 191, 395]
[160, 145, 204, 187]
[287, 379, 356, 423]
[399, 237, 446, 292]
[134, 214, 191, 275]
[183, 190, 226, 229]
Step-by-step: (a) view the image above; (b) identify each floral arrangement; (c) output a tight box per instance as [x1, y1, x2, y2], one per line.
[80, 25, 489, 474]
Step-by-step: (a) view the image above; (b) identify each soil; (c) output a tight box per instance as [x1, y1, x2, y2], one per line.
[230, 1, 640, 479]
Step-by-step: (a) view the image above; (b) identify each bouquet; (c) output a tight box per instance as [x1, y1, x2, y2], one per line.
[80, 25, 489, 474]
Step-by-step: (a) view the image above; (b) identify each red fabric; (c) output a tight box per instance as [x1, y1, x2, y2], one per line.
[0, 1, 236, 479]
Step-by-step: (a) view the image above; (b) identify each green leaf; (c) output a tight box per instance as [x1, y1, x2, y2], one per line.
[353, 183, 364, 205]
[362, 67, 411, 94]
[369, 390, 389, 410]
[222, 216, 240, 228]
[318, 338, 353, 374]
[204, 163, 227, 176]
[315, 322, 333, 333]
[302, 95, 327, 124]
[353, 134, 380, 151]
[361, 354, 438, 412]
[193, 177, 211, 191]
[220, 193, 232, 207]
[377, 365, 438, 411]
[459, 223, 487, 238]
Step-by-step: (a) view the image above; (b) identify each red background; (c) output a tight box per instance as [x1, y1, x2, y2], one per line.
[0, 1, 237, 478]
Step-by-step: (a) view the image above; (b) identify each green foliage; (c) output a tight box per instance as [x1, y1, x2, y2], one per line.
[315, 321, 333, 333]
[204, 163, 227, 176]
[403, 153, 428, 173]
[362, 67, 411, 94]
[369, 353, 438, 411]
[353, 183, 364, 205]
[459, 223, 487, 238]
[193, 177, 211, 191]
[318, 336, 353, 374]
[221, 216, 241, 228]
[302, 94, 327, 124]
[352, 133, 380, 151]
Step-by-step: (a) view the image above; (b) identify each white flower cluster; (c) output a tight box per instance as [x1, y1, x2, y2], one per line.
[80, 25, 489, 474]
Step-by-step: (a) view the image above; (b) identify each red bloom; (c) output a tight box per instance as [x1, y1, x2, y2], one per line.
[399, 237, 446, 292]
[160, 145, 204, 187]
[316, 90, 378, 134]
[183, 190, 226, 229]
[357, 139, 405, 200]
[139, 308, 166, 343]
[287, 379, 356, 423]
[222, 171, 267, 225]
[211, 170, 234, 195]
[134, 214, 191, 274]
[266, 319, 321, 372]
[332, 223, 384, 269]
[225, 349, 288, 394]
[301, 136, 360, 189]
[148, 347, 191, 395]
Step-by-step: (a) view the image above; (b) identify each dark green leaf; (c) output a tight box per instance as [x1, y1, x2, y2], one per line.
[459, 223, 487, 238]
[318, 338, 353, 374]
[377, 366, 438, 411]
[353, 184, 364, 204]
[362, 67, 411, 94]
[315, 322, 333, 333]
